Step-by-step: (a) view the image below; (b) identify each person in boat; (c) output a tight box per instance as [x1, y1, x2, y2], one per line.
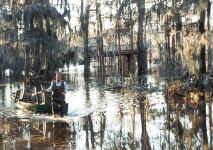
[43, 72, 68, 117]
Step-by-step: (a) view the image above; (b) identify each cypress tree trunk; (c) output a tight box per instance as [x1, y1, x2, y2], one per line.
[172, 35, 176, 63]
[129, 4, 134, 73]
[0, 66, 2, 80]
[200, 45, 206, 74]
[167, 34, 171, 63]
[96, 1, 104, 73]
[207, 1, 211, 31]
[199, 10, 206, 34]
[80, 0, 90, 76]
[199, 8, 207, 76]
[24, 47, 30, 76]
[83, 27, 89, 75]
[117, 25, 122, 75]
[137, 0, 147, 80]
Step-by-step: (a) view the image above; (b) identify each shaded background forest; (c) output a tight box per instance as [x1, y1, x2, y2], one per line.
[0, 0, 213, 81]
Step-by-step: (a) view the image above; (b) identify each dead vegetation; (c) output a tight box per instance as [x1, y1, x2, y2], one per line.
[167, 80, 212, 110]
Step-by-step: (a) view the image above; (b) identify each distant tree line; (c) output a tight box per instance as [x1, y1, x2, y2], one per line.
[0, 0, 212, 80]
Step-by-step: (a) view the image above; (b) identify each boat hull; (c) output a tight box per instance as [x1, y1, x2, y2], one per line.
[15, 101, 68, 114]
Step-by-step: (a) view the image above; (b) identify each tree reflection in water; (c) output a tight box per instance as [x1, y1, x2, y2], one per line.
[165, 87, 213, 150]
[139, 95, 151, 150]
[1, 73, 213, 149]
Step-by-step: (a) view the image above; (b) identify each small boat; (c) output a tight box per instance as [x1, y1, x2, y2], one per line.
[13, 89, 68, 115]
[15, 100, 68, 114]
[15, 100, 68, 115]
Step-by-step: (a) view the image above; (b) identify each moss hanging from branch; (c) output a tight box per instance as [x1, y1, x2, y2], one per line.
[0, 0, 71, 75]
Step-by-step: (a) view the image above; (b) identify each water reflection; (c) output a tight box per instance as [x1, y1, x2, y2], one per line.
[0, 69, 213, 149]
[0, 116, 73, 150]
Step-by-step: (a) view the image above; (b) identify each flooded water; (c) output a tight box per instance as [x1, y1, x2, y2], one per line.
[0, 67, 212, 150]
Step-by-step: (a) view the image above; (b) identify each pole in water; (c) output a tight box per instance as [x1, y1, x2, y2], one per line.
[51, 93, 55, 117]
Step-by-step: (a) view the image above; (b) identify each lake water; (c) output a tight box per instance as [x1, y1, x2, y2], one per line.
[0, 67, 212, 150]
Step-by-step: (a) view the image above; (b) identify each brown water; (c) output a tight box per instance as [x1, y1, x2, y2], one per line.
[0, 68, 212, 150]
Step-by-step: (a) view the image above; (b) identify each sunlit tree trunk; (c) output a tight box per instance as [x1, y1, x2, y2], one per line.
[208, 94, 212, 147]
[172, 0, 176, 8]
[137, 0, 147, 80]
